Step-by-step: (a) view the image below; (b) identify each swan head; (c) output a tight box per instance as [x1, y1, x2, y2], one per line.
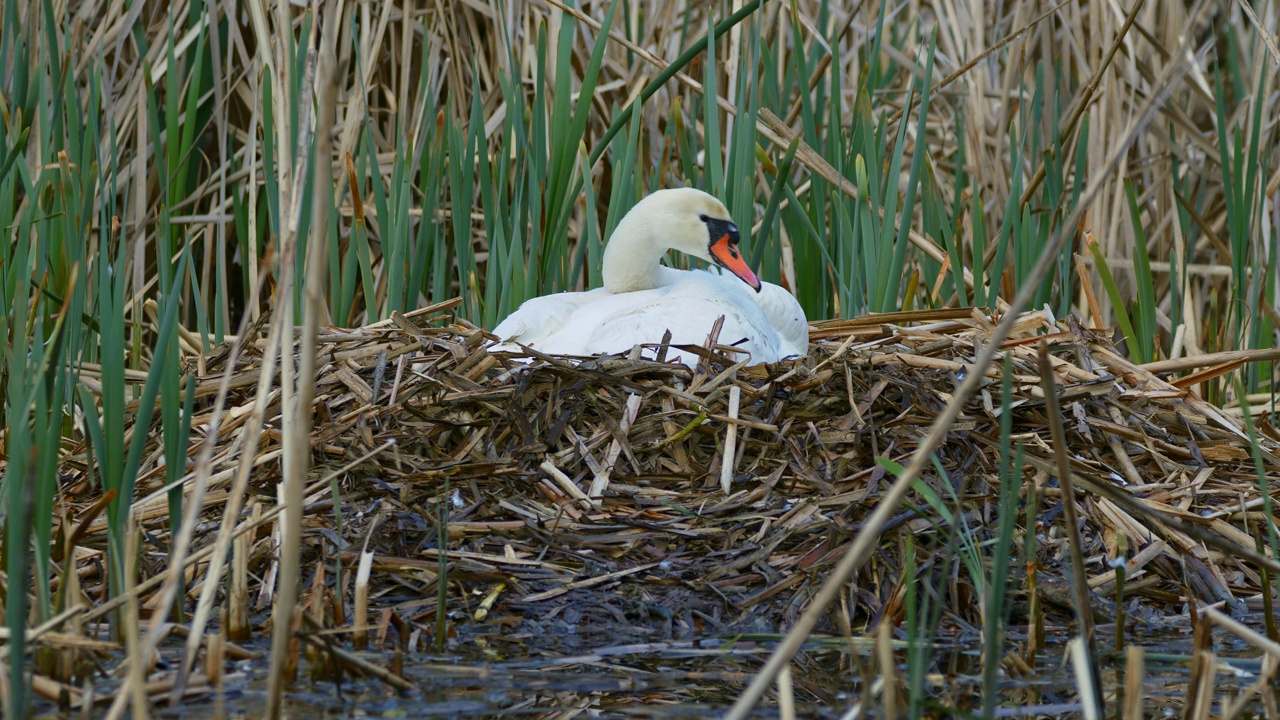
[644, 188, 762, 292]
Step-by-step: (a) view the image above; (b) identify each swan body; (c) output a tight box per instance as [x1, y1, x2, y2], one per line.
[490, 188, 808, 366]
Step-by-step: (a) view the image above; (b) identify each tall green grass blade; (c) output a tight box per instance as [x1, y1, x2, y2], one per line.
[749, 138, 799, 271]
[4, 213, 37, 720]
[784, 181, 851, 302]
[1087, 238, 1142, 363]
[879, 29, 937, 312]
[983, 354, 1021, 717]
[594, 106, 643, 280]
[362, 128, 392, 320]
[1124, 179, 1157, 363]
[922, 155, 961, 307]
[986, 123, 1023, 311]
[109, 251, 192, 598]
[971, 187, 988, 309]
[352, 149, 378, 324]
[581, 0, 764, 184]
[410, 113, 447, 312]
[545, 0, 621, 254]
[702, 5, 722, 198]
[867, 0, 889, 85]
[579, 143, 604, 289]
[901, 532, 921, 717]
[1234, 377, 1280, 567]
[0, 125, 30, 183]
[261, 76, 281, 242]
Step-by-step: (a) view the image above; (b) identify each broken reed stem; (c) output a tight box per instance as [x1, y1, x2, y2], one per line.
[1256, 530, 1279, 644]
[1038, 341, 1103, 714]
[542, 459, 590, 506]
[436, 474, 450, 651]
[589, 393, 642, 500]
[1113, 533, 1129, 715]
[104, 522, 148, 720]
[267, 216, 305, 712]
[777, 664, 795, 720]
[354, 548, 373, 649]
[1114, 533, 1128, 653]
[721, 385, 742, 493]
[1124, 645, 1144, 720]
[229, 503, 254, 642]
[206, 632, 223, 686]
[1185, 592, 1209, 716]
[354, 513, 386, 650]
[308, 561, 326, 628]
[1025, 470, 1043, 667]
[876, 621, 895, 720]
[1189, 650, 1216, 720]
[1068, 637, 1102, 720]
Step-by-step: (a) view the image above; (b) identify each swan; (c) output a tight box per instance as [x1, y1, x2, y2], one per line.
[489, 188, 808, 366]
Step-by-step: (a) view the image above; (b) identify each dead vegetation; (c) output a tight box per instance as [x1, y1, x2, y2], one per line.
[4, 0, 1279, 710]
[28, 303, 1280, 712]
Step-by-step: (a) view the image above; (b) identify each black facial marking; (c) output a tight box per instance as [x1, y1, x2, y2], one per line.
[702, 216, 740, 256]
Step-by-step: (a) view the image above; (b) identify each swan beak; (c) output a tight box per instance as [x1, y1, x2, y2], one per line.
[710, 234, 762, 292]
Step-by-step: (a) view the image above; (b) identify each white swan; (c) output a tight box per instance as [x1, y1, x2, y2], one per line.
[489, 188, 808, 366]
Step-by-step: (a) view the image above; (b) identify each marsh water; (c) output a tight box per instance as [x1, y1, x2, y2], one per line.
[36, 614, 1275, 719]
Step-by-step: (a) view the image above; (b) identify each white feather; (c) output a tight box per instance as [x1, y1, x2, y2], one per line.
[489, 189, 809, 367]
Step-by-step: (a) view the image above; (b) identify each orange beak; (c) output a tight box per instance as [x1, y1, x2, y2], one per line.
[710, 234, 761, 292]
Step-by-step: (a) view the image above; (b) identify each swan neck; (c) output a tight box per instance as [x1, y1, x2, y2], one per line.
[602, 212, 668, 293]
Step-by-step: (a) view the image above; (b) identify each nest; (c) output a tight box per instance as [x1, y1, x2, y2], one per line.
[68, 302, 1273, 665]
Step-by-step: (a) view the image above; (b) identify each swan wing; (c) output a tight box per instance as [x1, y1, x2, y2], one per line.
[489, 270, 804, 366]
[754, 283, 810, 357]
[491, 291, 600, 352]
[704, 267, 809, 359]
[577, 271, 792, 364]
[582, 296, 777, 365]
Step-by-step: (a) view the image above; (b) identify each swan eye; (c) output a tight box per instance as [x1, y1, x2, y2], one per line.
[698, 214, 710, 222]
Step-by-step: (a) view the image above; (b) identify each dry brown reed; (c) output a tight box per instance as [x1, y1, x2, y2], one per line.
[32, 302, 1280, 711]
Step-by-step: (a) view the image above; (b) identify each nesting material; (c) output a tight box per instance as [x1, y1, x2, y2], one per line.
[64, 305, 1280, 661]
